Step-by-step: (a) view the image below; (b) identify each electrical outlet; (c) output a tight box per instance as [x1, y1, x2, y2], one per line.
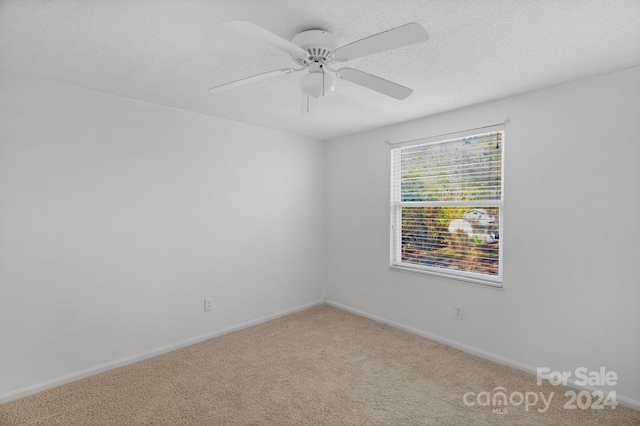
[204, 297, 214, 312]
[454, 305, 464, 320]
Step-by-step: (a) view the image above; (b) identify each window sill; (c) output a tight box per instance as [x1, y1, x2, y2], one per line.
[390, 263, 503, 289]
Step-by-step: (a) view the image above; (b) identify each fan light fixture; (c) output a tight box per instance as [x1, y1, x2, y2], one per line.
[300, 71, 336, 98]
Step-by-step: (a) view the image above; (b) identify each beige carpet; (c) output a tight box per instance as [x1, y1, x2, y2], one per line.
[1, 305, 638, 425]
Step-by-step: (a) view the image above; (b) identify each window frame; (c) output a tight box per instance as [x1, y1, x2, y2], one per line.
[389, 125, 505, 288]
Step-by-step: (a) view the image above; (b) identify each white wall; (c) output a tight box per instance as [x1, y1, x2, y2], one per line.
[0, 71, 325, 400]
[325, 67, 640, 406]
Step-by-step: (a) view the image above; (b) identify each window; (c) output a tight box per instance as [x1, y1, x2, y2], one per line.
[390, 125, 504, 286]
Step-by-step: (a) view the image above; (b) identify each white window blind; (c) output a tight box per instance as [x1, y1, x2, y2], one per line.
[390, 125, 504, 286]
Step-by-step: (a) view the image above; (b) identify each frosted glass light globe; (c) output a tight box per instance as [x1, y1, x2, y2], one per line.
[299, 71, 336, 98]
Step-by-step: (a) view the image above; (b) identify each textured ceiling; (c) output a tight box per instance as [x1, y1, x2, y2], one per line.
[1, 1, 639, 140]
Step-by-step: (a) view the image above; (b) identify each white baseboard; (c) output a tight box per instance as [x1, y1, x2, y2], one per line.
[326, 299, 640, 412]
[0, 299, 324, 405]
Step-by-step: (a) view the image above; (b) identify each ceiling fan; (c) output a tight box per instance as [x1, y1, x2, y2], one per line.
[208, 20, 429, 115]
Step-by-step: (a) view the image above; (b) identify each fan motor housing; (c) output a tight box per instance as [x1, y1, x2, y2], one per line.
[291, 29, 339, 65]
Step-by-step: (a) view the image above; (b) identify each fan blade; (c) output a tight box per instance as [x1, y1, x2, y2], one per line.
[208, 68, 296, 93]
[338, 68, 413, 100]
[332, 22, 428, 62]
[222, 20, 308, 58]
[301, 95, 318, 116]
